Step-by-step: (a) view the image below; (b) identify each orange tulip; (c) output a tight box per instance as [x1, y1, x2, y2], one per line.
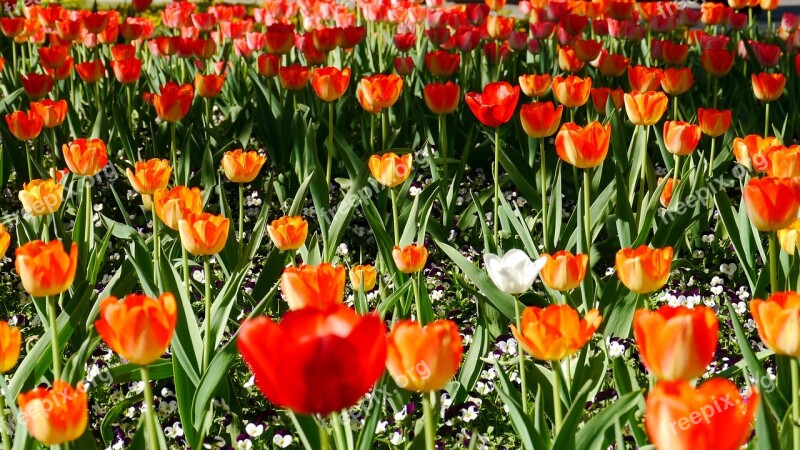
[697, 107, 731, 137]
[267, 215, 308, 251]
[423, 82, 460, 115]
[392, 244, 428, 273]
[634, 305, 717, 381]
[357, 74, 403, 114]
[278, 64, 311, 91]
[593, 51, 630, 78]
[95, 293, 177, 365]
[573, 38, 603, 62]
[0, 223, 10, 257]
[0, 321, 19, 373]
[75, 60, 105, 83]
[386, 320, 463, 392]
[485, 0, 507, 11]
[281, 263, 346, 310]
[153, 186, 203, 230]
[645, 379, 758, 450]
[624, 91, 668, 126]
[628, 65, 663, 92]
[615, 245, 673, 294]
[511, 304, 601, 360]
[660, 67, 694, 96]
[153, 82, 194, 123]
[350, 264, 378, 291]
[555, 122, 611, 169]
[663, 121, 701, 156]
[659, 177, 678, 207]
[18, 381, 88, 445]
[30, 99, 67, 128]
[590, 87, 624, 114]
[15, 240, 77, 297]
[311, 66, 351, 102]
[750, 291, 800, 356]
[767, 145, 800, 178]
[5, 109, 43, 141]
[126, 159, 171, 195]
[732, 135, 781, 174]
[368, 152, 413, 188]
[19, 179, 63, 216]
[540, 250, 588, 291]
[520, 101, 563, 138]
[557, 46, 584, 73]
[752, 72, 786, 102]
[194, 73, 225, 98]
[257, 53, 279, 77]
[221, 149, 266, 183]
[552, 75, 591, 108]
[62, 138, 108, 176]
[743, 176, 800, 231]
[486, 15, 514, 40]
[178, 212, 230, 256]
[778, 220, 800, 255]
[701, 48, 735, 77]
[518, 73, 551, 98]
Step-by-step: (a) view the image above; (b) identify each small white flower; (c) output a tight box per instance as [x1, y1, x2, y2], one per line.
[608, 341, 625, 358]
[459, 405, 478, 422]
[710, 285, 724, 296]
[235, 439, 252, 450]
[245, 422, 264, 438]
[394, 405, 408, 421]
[375, 421, 388, 434]
[734, 301, 747, 315]
[272, 434, 292, 448]
[390, 431, 404, 445]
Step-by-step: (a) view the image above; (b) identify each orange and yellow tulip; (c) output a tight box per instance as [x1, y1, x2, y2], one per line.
[281, 263, 346, 310]
[386, 320, 463, 392]
[555, 122, 611, 169]
[357, 74, 403, 114]
[19, 179, 63, 216]
[0, 321, 20, 373]
[615, 245, 673, 294]
[15, 240, 77, 297]
[624, 91, 668, 126]
[732, 135, 782, 173]
[5, 109, 43, 141]
[663, 121, 701, 156]
[350, 264, 378, 291]
[518, 73, 551, 98]
[520, 101, 563, 138]
[18, 381, 88, 445]
[153, 82, 194, 123]
[743, 176, 800, 231]
[511, 304, 601, 360]
[369, 152, 413, 188]
[126, 159, 171, 195]
[62, 138, 108, 176]
[311, 66, 351, 102]
[752, 72, 786, 102]
[153, 186, 203, 230]
[392, 244, 428, 273]
[30, 99, 67, 128]
[423, 82, 460, 115]
[698, 107, 731, 138]
[750, 291, 800, 356]
[540, 250, 588, 291]
[178, 212, 231, 256]
[267, 216, 308, 251]
[552, 75, 591, 108]
[221, 149, 266, 183]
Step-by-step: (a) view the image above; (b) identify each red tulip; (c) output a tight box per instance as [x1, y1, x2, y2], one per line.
[465, 81, 520, 128]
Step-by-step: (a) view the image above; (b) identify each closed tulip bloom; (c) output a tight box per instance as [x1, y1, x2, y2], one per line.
[311, 66, 351, 102]
[752, 72, 786, 102]
[350, 264, 378, 291]
[30, 99, 67, 129]
[662, 41, 689, 65]
[18, 381, 88, 445]
[394, 56, 415, 76]
[0, 223, 9, 257]
[557, 46, 584, 73]
[62, 138, 108, 177]
[701, 48, 735, 77]
[663, 121, 701, 156]
[486, 0, 507, 11]
[465, 81, 520, 127]
[369, 152, 413, 188]
[518, 73, 551, 98]
[178, 212, 230, 256]
[126, 159, 171, 195]
[423, 82, 460, 115]
[593, 51, 630, 77]
[279, 64, 311, 91]
[20, 73, 53, 99]
[486, 15, 514, 40]
[590, 87, 625, 114]
[357, 74, 403, 114]
[744, 177, 800, 231]
[110, 43, 136, 61]
[5, 110, 43, 141]
[659, 177, 678, 207]
[392, 244, 428, 273]
[751, 291, 800, 355]
[257, 53, 280, 77]
[733, 135, 782, 173]
[0, 17, 24, 37]
[645, 379, 758, 450]
[484, 249, 546, 295]
[552, 75, 591, 108]
[95, 293, 177, 366]
[221, 149, 267, 183]
[697, 108, 731, 137]
[424, 50, 460, 78]
[153, 186, 203, 230]
[634, 306, 717, 381]
[615, 245, 673, 294]
[75, 60, 105, 83]
[511, 304, 602, 360]
[555, 122, 611, 169]
[15, 240, 77, 297]
[153, 82, 194, 123]
[386, 320, 463, 392]
[237, 305, 387, 415]
[281, 263, 346, 310]
[660, 67, 694, 96]
[520, 101, 563, 138]
[628, 66, 663, 92]
[19, 179, 63, 216]
[0, 321, 20, 373]
[768, 145, 800, 178]
[624, 91, 668, 126]
[573, 38, 603, 62]
[267, 215, 308, 251]
[194, 74, 225, 98]
[778, 220, 800, 254]
[540, 250, 588, 291]
[111, 59, 142, 84]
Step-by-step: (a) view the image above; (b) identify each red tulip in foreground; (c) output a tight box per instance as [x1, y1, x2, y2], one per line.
[237, 305, 387, 415]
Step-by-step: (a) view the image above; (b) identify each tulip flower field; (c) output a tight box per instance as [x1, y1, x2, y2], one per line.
[6, 0, 800, 448]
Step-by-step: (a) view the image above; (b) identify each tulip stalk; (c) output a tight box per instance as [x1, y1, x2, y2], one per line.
[327, 102, 335, 186]
[170, 123, 177, 184]
[152, 210, 161, 289]
[391, 189, 400, 246]
[0, 390, 9, 450]
[47, 296, 60, 382]
[493, 127, 501, 245]
[540, 139, 548, 252]
[514, 295, 528, 414]
[422, 392, 436, 450]
[765, 102, 771, 137]
[770, 232, 779, 293]
[140, 366, 160, 450]
[202, 256, 213, 373]
[413, 272, 424, 325]
[25, 141, 34, 182]
[238, 183, 244, 250]
[792, 357, 800, 450]
[438, 114, 447, 176]
[329, 413, 347, 450]
[85, 179, 93, 253]
[182, 247, 191, 303]
[551, 360, 563, 434]
[708, 136, 716, 178]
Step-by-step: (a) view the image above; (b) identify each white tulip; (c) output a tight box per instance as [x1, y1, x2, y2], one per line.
[483, 249, 547, 295]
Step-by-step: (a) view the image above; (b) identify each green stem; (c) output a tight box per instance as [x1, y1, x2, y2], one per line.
[673, 154, 680, 188]
[712, 77, 719, 109]
[708, 136, 716, 178]
[792, 358, 800, 450]
[370, 114, 375, 153]
[85, 179, 93, 253]
[514, 295, 528, 414]
[25, 141, 33, 182]
[152, 209, 161, 290]
[770, 231, 779, 293]
[203, 256, 212, 373]
[382, 110, 388, 149]
[540, 138, 548, 252]
[238, 183, 244, 250]
[182, 247, 190, 303]
[47, 296, 60, 382]
[636, 125, 649, 225]
[0, 388, 9, 450]
[170, 123, 177, 184]
[391, 188, 400, 246]
[765, 101, 771, 137]
[327, 102, 334, 185]
[673, 96, 679, 121]
[494, 127, 501, 246]
[330, 413, 347, 450]
[413, 273, 424, 324]
[552, 360, 563, 434]
[140, 366, 160, 450]
[583, 169, 591, 262]
[422, 393, 436, 450]
[439, 113, 447, 176]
